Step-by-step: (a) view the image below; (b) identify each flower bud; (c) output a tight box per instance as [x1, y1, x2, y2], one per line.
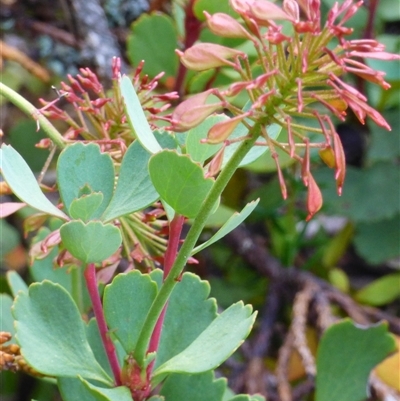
[205, 12, 254, 40]
[207, 146, 225, 177]
[172, 90, 223, 132]
[283, 0, 299, 21]
[332, 132, 346, 195]
[177, 43, 245, 71]
[207, 113, 249, 144]
[249, 0, 293, 23]
[230, 0, 251, 15]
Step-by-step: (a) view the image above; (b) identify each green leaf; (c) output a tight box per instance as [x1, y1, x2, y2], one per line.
[119, 76, 162, 154]
[353, 215, 400, 265]
[0, 219, 20, 257]
[192, 199, 259, 255]
[57, 143, 115, 218]
[0, 294, 15, 341]
[102, 141, 159, 221]
[127, 13, 179, 83]
[316, 163, 400, 222]
[186, 115, 225, 163]
[355, 273, 400, 306]
[13, 281, 112, 384]
[154, 302, 256, 377]
[30, 245, 72, 293]
[153, 130, 179, 150]
[6, 270, 28, 297]
[160, 371, 226, 401]
[0, 144, 68, 220]
[58, 377, 131, 401]
[222, 123, 282, 168]
[86, 318, 112, 377]
[60, 221, 122, 264]
[193, 0, 232, 21]
[69, 193, 104, 222]
[103, 271, 158, 353]
[228, 396, 266, 401]
[149, 150, 214, 218]
[315, 319, 396, 401]
[155, 273, 218, 369]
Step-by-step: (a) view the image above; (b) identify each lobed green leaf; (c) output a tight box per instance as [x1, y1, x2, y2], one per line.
[12, 281, 112, 384]
[149, 150, 214, 218]
[60, 221, 121, 264]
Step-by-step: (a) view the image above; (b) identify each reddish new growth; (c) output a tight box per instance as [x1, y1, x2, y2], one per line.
[174, 0, 399, 220]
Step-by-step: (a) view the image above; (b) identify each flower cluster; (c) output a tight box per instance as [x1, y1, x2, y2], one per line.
[35, 59, 179, 271]
[38, 57, 178, 160]
[173, 0, 399, 220]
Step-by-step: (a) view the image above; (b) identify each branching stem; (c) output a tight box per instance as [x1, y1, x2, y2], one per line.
[134, 124, 261, 366]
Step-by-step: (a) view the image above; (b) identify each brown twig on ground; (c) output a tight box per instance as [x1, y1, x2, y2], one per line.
[276, 331, 294, 401]
[290, 281, 317, 377]
[0, 40, 50, 82]
[224, 226, 400, 399]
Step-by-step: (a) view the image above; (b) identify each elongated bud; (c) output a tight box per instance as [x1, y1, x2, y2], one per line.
[172, 90, 223, 132]
[283, 0, 300, 22]
[176, 43, 245, 71]
[230, 0, 250, 14]
[301, 139, 310, 186]
[249, 0, 293, 23]
[112, 56, 121, 79]
[207, 113, 249, 144]
[205, 12, 254, 40]
[332, 132, 346, 195]
[207, 146, 225, 177]
[306, 173, 323, 221]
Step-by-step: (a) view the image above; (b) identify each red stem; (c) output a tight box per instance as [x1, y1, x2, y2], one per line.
[84, 263, 122, 386]
[146, 215, 185, 374]
[173, 0, 202, 95]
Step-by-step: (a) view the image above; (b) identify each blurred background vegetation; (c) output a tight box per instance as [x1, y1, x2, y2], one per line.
[0, 0, 399, 400]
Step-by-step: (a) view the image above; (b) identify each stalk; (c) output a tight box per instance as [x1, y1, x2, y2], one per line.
[0, 82, 66, 149]
[134, 126, 260, 365]
[84, 263, 122, 385]
[145, 214, 185, 379]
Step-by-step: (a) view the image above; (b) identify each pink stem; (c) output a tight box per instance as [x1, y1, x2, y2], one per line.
[84, 263, 122, 386]
[146, 215, 185, 373]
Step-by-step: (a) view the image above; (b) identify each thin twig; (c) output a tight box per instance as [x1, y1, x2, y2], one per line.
[291, 281, 317, 377]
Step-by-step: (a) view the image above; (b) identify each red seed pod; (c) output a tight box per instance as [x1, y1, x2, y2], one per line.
[306, 173, 323, 221]
[332, 131, 346, 195]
